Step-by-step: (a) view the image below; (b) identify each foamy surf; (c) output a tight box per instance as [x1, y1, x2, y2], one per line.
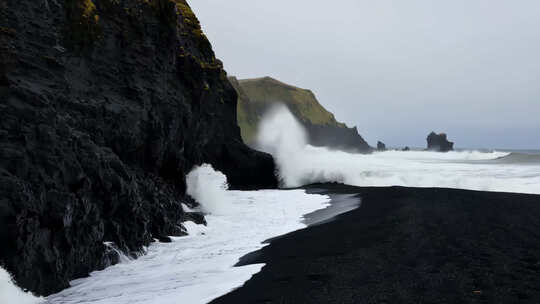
[256, 106, 540, 194]
[27, 109, 540, 304]
[45, 165, 331, 304]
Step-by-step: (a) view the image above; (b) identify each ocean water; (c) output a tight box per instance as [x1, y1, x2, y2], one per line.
[6, 107, 539, 304]
[257, 105, 540, 194]
[43, 166, 331, 304]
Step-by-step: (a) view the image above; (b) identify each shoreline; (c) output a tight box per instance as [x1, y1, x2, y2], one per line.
[302, 188, 361, 227]
[212, 184, 540, 303]
[42, 189, 331, 304]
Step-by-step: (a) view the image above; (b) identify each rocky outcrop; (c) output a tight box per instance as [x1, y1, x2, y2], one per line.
[230, 76, 372, 153]
[0, 0, 276, 296]
[377, 141, 386, 151]
[304, 125, 370, 152]
[427, 132, 454, 152]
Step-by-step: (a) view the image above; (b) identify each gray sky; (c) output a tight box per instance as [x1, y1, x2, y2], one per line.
[189, 0, 540, 149]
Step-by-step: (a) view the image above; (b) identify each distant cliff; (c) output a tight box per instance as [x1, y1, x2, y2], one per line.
[0, 0, 276, 296]
[230, 76, 372, 153]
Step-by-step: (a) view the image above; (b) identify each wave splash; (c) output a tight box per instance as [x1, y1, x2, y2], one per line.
[256, 106, 540, 194]
[186, 164, 232, 215]
[45, 165, 331, 304]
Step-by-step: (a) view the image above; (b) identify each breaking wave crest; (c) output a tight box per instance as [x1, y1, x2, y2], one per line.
[256, 106, 540, 194]
[493, 152, 540, 164]
[46, 165, 331, 304]
[186, 164, 231, 215]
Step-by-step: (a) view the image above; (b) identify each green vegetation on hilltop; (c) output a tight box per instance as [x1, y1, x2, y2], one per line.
[230, 77, 260, 143]
[233, 76, 347, 144]
[240, 77, 345, 127]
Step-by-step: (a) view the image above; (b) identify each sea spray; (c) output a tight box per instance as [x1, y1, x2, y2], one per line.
[46, 165, 331, 304]
[186, 164, 232, 215]
[255, 106, 540, 194]
[256, 105, 311, 186]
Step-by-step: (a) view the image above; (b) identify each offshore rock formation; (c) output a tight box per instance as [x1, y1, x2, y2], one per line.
[230, 76, 372, 153]
[0, 0, 276, 296]
[427, 132, 454, 152]
[377, 141, 387, 151]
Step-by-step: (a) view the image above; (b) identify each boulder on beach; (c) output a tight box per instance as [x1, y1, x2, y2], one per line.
[427, 132, 454, 152]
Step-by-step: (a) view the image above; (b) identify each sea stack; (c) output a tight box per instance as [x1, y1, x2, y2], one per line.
[427, 132, 454, 152]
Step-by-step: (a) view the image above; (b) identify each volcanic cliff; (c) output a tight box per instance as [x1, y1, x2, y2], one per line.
[230, 76, 372, 153]
[0, 0, 276, 295]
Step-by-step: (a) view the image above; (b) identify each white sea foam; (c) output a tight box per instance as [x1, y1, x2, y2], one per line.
[37, 108, 540, 304]
[257, 105, 540, 194]
[0, 267, 43, 304]
[186, 164, 231, 215]
[45, 165, 331, 304]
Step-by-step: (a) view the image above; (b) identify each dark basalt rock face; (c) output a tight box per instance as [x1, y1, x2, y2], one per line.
[376, 141, 386, 151]
[0, 0, 276, 296]
[427, 132, 454, 152]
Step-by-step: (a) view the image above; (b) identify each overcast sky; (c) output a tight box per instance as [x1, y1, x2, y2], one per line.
[189, 0, 540, 149]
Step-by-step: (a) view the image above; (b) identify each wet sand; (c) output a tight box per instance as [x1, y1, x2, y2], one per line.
[211, 184, 540, 304]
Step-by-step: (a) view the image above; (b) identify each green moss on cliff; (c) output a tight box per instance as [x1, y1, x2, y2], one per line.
[146, 0, 211, 56]
[65, 0, 213, 59]
[231, 77, 260, 143]
[233, 76, 347, 144]
[239, 77, 344, 126]
[65, 0, 101, 48]
[175, 0, 212, 56]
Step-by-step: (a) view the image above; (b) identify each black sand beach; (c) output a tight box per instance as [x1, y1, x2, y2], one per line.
[212, 184, 540, 304]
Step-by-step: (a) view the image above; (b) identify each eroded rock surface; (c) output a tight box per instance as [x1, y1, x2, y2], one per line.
[0, 0, 276, 295]
[427, 132, 454, 152]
